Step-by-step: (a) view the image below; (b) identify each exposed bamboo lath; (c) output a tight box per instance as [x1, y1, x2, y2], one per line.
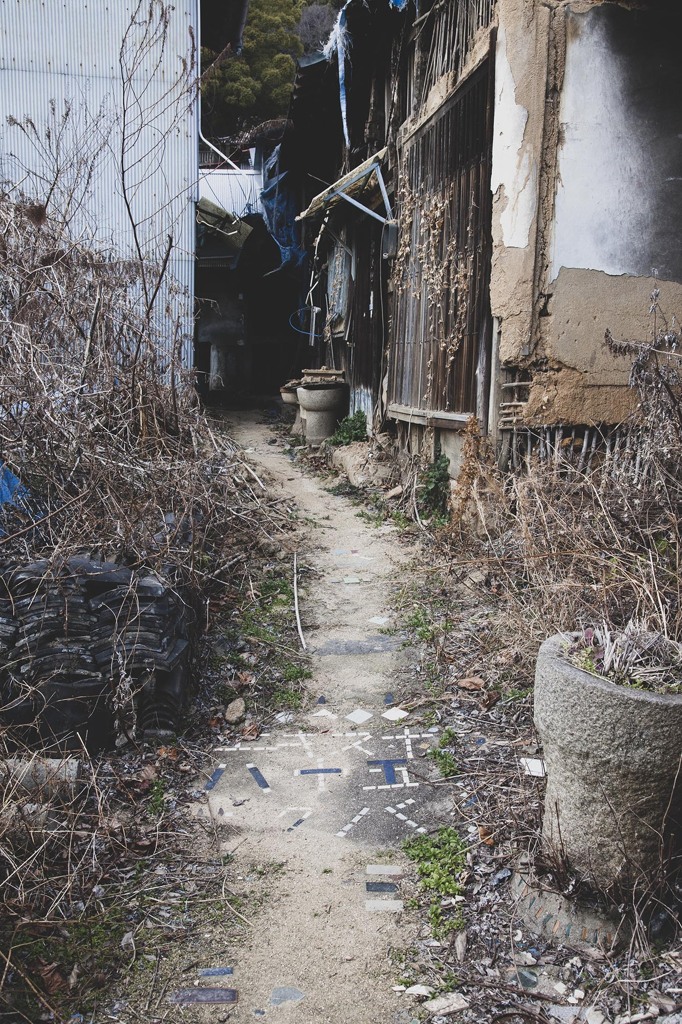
[420, 0, 497, 103]
[390, 59, 494, 417]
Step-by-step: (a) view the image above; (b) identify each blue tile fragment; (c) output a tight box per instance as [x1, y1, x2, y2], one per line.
[198, 967, 234, 977]
[366, 881, 398, 893]
[287, 817, 306, 832]
[169, 988, 238, 1004]
[204, 768, 225, 792]
[367, 758, 407, 784]
[247, 764, 271, 791]
[316, 695, 327, 704]
[270, 987, 305, 1006]
[298, 767, 342, 775]
[384, 692, 395, 705]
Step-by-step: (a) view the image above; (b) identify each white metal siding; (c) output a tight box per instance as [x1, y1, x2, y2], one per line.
[0, 0, 198, 366]
[199, 169, 263, 218]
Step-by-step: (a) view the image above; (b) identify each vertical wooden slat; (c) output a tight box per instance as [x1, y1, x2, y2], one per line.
[390, 40, 495, 419]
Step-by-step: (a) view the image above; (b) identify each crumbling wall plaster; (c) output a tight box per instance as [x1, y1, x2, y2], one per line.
[491, 1, 682, 429]
[523, 268, 682, 425]
[523, 1, 682, 425]
[523, 368, 636, 426]
[490, 23, 536, 250]
[489, 0, 550, 363]
[541, 269, 682, 378]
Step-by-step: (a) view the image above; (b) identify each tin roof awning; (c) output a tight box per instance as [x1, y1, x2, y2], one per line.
[296, 148, 392, 225]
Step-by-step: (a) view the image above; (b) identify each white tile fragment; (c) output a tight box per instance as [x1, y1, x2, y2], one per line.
[381, 708, 409, 722]
[345, 709, 373, 725]
[520, 757, 546, 777]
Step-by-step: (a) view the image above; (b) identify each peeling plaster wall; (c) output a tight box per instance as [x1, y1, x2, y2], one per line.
[489, 0, 549, 363]
[536, 2, 682, 424]
[490, 0, 682, 428]
[490, 24, 536, 250]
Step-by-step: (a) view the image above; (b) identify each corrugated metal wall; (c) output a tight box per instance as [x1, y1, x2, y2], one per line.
[0, 0, 198, 367]
[199, 169, 263, 218]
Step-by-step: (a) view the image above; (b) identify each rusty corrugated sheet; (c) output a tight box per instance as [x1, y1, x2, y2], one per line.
[332, 217, 385, 425]
[0, 0, 198, 366]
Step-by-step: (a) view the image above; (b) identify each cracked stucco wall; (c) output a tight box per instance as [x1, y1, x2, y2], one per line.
[489, 0, 682, 427]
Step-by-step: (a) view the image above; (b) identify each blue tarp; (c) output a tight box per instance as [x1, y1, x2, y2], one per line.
[0, 465, 26, 507]
[0, 464, 34, 536]
[260, 148, 307, 271]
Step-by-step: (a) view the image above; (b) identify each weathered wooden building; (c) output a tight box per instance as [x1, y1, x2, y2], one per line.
[288, 0, 682, 472]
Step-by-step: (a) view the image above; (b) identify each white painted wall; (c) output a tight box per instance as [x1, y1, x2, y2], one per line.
[550, 12, 653, 281]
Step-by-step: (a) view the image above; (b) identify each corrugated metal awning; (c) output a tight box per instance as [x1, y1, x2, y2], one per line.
[296, 148, 391, 224]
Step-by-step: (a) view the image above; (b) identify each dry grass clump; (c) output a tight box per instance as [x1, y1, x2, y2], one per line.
[0, 192, 291, 599]
[450, 313, 682, 670]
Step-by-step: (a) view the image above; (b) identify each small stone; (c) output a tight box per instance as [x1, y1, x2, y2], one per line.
[270, 987, 304, 1006]
[224, 698, 246, 724]
[548, 1007, 578, 1024]
[583, 1010, 607, 1024]
[422, 993, 470, 1014]
[649, 994, 677, 1015]
[404, 985, 434, 998]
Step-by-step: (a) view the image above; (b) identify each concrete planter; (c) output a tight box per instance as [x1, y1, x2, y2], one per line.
[296, 384, 347, 445]
[280, 387, 299, 406]
[534, 634, 682, 890]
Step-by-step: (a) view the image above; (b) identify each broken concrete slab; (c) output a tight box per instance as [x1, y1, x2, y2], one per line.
[331, 443, 395, 488]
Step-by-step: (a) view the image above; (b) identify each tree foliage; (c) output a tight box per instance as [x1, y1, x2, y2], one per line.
[201, 0, 304, 138]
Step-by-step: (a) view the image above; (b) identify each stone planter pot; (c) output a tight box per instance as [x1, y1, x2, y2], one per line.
[280, 387, 299, 406]
[535, 633, 682, 890]
[296, 384, 347, 445]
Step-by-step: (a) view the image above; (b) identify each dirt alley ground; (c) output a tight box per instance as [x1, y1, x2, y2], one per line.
[192, 410, 444, 1024]
[99, 411, 681, 1024]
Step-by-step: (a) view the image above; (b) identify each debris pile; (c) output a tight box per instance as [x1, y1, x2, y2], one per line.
[0, 557, 191, 751]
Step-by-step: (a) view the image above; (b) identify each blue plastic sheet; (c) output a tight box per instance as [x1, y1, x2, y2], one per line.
[0, 465, 25, 507]
[260, 148, 307, 270]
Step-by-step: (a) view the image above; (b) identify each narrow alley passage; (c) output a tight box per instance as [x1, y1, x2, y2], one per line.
[199, 413, 451, 1023]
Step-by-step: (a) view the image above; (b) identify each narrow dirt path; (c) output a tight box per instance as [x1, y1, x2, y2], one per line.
[201, 413, 449, 1023]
